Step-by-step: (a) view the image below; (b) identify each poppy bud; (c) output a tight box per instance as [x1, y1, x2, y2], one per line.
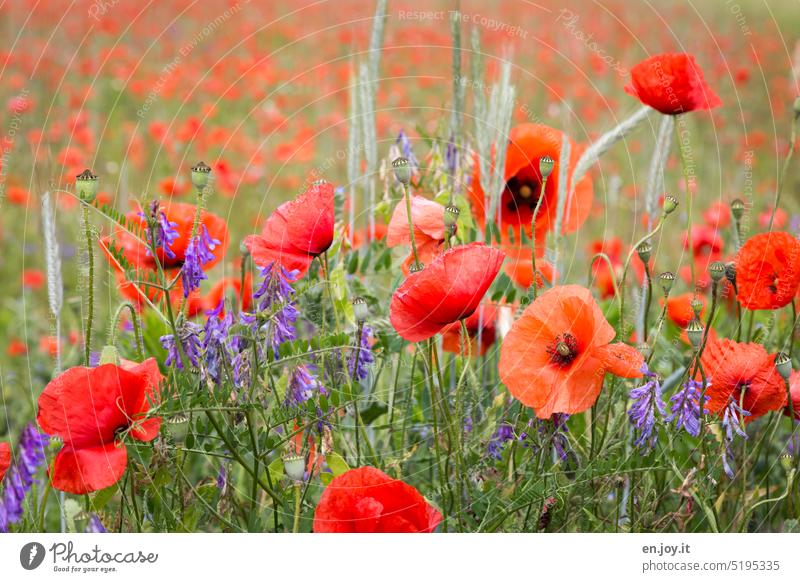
[352, 296, 369, 323]
[99, 345, 120, 365]
[444, 204, 460, 228]
[75, 169, 98, 202]
[686, 318, 704, 349]
[283, 454, 306, 482]
[780, 453, 794, 473]
[690, 298, 704, 318]
[662, 195, 678, 215]
[392, 157, 412, 185]
[190, 161, 211, 189]
[709, 261, 726, 282]
[659, 271, 675, 296]
[538, 155, 555, 180]
[636, 241, 652, 263]
[239, 241, 250, 257]
[775, 352, 793, 381]
[730, 198, 745, 220]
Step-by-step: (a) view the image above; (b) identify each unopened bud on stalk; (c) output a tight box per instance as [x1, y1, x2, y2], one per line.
[99, 345, 120, 365]
[538, 155, 555, 179]
[283, 454, 306, 482]
[709, 261, 726, 283]
[775, 352, 793, 381]
[636, 241, 652, 263]
[392, 157, 412, 185]
[730, 198, 745, 221]
[444, 204, 460, 229]
[190, 161, 211, 189]
[686, 318, 705, 349]
[691, 298, 704, 318]
[662, 195, 678, 215]
[659, 271, 675, 296]
[352, 296, 369, 323]
[75, 169, 98, 202]
[780, 453, 794, 473]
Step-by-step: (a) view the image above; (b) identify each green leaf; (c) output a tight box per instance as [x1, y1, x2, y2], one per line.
[326, 452, 350, 476]
[90, 485, 118, 512]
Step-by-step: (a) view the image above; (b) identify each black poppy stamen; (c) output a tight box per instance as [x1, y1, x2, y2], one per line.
[547, 333, 579, 366]
[505, 176, 542, 213]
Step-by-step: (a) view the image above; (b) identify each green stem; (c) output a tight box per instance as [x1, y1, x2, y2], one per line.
[768, 114, 797, 231]
[292, 483, 302, 533]
[530, 176, 548, 300]
[83, 204, 95, 364]
[110, 301, 144, 360]
[402, 182, 421, 267]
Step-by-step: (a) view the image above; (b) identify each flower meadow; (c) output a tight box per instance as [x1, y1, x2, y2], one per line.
[1, 0, 800, 535]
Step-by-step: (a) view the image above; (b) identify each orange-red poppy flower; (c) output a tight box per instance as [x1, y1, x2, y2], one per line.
[37, 359, 163, 494]
[499, 285, 644, 418]
[441, 302, 498, 356]
[786, 370, 800, 420]
[502, 243, 555, 290]
[625, 53, 722, 115]
[663, 293, 705, 328]
[244, 181, 335, 277]
[698, 338, 786, 421]
[390, 243, 504, 342]
[204, 273, 253, 313]
[735, 232, 800, 310]
[387, 195, 446, 273]
[313, 466, 441, 533]
[468, 123, 593, 237]
[0, 442, 10, 483]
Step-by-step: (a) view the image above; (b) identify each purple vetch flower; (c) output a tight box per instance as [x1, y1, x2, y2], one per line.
[140, 201, 179, 260]
[445, 138, 458, 175]
[202, 301, 235, 384]
[348, 325, 375, 381]
[668, 378, 708, 438]
[628, 364, 667, 452]
[0, 423, 49, 532]
[287, 364, 326, 407]
[396, 129, 420, 171]
[721, 397, 750, 479]
[181, 224, 221, 297]
[85, 514, 107, 533]
[253, 262, 299, 357]
[535, 413, 571, 462]
[161, 320, 202, 369]
[216, 462, 229, 494]
[487, 423, 515, 460]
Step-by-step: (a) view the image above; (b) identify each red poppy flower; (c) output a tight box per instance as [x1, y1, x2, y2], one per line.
[244, 181, 335, 277]
[735, 232, 800, 310]
[468, 123, 593, 237]
[387, 195, 446, 274]
[698, 339, 785, 421]
[499, 285, 644, 418]
[7, 338, 28, 357]
[22, 269, 46, 289]
[0, 442, 10, 483]
[390, 243, 504, 342]
[204, 274, 253, 312]
[625, 53, 722, 115]
[703, 201, 730, 229]
[663, 293, 705, 328]
[786, 370, 800, 421]
[502, 243, 555, 290]
[36, 359, 163, 494]
[441, 303, 498, 356]
[312, 466, 442, 533]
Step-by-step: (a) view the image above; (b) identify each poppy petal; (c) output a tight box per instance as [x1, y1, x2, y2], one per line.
[51, 443, 128, 495]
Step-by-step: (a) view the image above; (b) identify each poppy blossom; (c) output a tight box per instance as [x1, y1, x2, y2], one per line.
[625, 53, 722, 115]
[387, 195, 446, 273]
[502, 243, 555, 290]
[698, 339, 785, 421]
[468, 123, 593, 237]
[312, 466, 442, 533]
[36, 359, 163, 494]
[499, 285, 644, 418]
[735, 232, 800, 310]
[390, 243, 504, 342]
[663, 293, 705, 328]
[244, 181, 335, 277]
[204, 273, 253, 313]
[441, 302, 498, 356]
[0, 442, 10, 483]
[786, 370, 800, 420]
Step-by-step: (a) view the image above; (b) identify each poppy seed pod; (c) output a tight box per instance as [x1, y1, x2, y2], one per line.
[659, 271, 675, 296]
[690, 298, 704, 318]
[443, 204, 460, 228]
[636, 241, 652, 263]
[190, 161, 211, 189]
[775, 352, 792, 381]
[730, 198, 745, 221]
[686, 318, 705, 349]
[166, 414, 189, 442]
[780, 453, 794, 473]
[392, 157, 412, 185]
[75, 169, 98, 202]
[662, 195, 678, 215]
[283, 454, 306, 482]
[538, 155, 555, 179]
[709, 261, 726, 283]
[409, 261, 425, 273]
[352, 296, 369, 323]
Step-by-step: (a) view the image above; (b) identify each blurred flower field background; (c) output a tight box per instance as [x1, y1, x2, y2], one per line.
[1, 0, 800, 533]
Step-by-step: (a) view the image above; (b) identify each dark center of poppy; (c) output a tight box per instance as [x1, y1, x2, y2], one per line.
[769, 273, 779, 294]
[504, 176, 542, 214]
[547, 333, 579, 366]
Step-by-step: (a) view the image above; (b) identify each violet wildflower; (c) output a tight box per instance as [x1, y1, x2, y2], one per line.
[721, 397, 750, 479]
[181, 224, 221, 296]
[253, 262, 299, 357]
[85, 514, 107, 533]
[140, 201, 179, 260]
[535, 413, 571, 462]
[216, 462, 229, 494]
[628, 364, 667, 452]
[161, 319, 202, 369]
[202, 301, 234, 384]
[396, 129, 420, 171]
[487, 423, 515, 460]
[668, 378, 708, 438]
[287, 364, 326, 407]
[0, 423, 49, 532]
[348, 325, 375, 381]
[445, 138, 458, 175]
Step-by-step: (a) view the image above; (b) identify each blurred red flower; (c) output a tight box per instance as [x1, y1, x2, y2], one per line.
[22, 269, 46, 289]
[204, 273, 253, 313]
[663, 293, 705, 328]
[441, 302, 498, 356]
[387, 195, 446, 274]
[787, 370, 800, 420]
[735, 232, 800, 310]
[0, 442, 10, 483]
[312, 466, 442, 533]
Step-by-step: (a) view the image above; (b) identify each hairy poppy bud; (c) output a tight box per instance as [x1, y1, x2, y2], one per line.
[775, 352, 792, 381]
[538, 155, 555, 180]
[392, 157, 412, 185]
[659, 271, 675, 296]
[99, 345, 120, 365]
[191, 161, 211, 189]
[636, 241, 652, 263]
[75, 169, 98, 202]
[352, 296, 369, 323]
[283, 454, 306, 482]
[686, 318, 704, 349]
[709, 261, 726, 283]
[662, 195, 678, 215]
[730, 198, 745, 221]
